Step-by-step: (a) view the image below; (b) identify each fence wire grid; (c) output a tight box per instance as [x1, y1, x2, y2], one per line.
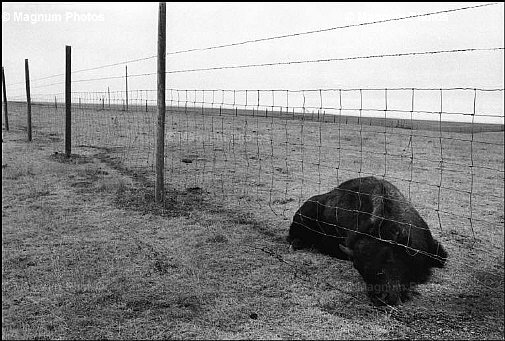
[3, 87, 504, 293]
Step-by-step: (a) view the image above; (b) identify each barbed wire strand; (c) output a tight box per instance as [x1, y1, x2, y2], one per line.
[164, 47, 504, 74]
[164, 2, 501, 56]
[5, 2, 500, 87]
[10, 47, 504, 92]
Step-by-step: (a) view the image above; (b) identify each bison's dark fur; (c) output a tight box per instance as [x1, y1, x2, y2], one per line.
[288, 176, 448, 306]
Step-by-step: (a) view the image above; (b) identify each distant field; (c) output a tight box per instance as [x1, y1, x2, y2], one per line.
[2, 101, 504, 339]
[9, 100, 505, 133]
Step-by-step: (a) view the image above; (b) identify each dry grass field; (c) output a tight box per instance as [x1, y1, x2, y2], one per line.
[2, 101, 504, 339]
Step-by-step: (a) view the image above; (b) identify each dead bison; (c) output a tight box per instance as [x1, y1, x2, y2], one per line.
[288, 176, 447, 306]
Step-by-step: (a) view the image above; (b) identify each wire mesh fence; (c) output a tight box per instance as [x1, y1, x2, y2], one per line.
[4, 89, 503, 275]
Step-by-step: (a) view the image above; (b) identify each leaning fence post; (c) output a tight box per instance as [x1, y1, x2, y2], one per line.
[65, 45, 72, 157]
[2, 67, 8, 131]
[25, 59, 32, 141]
[155, 1, 166, 203]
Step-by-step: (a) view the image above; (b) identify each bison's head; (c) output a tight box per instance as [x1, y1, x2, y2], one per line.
[340, 239, 413, 306]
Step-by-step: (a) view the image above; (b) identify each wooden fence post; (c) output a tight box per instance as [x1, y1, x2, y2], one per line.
[155, 1, 166, 203]
[65, 45, 72, 157]
[2, 67, 8, 131]
[125, 65, 128, 112]
[25, 59, 32, 141]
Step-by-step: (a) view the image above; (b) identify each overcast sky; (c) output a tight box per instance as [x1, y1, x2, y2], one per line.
[1, 2, 504, 122]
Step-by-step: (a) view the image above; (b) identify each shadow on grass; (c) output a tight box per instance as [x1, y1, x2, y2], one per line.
[50, 152, 93, 164]
[113, 184, 207, 218]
